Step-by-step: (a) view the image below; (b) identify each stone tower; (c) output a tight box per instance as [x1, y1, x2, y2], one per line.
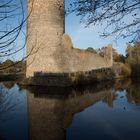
[26, 0, 113, 85]
[26, 0, 64, 77]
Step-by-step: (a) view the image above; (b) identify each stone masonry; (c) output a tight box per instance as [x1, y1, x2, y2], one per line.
[26, 0, 113, 83]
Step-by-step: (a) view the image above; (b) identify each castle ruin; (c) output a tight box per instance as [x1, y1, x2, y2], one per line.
[26, 0, 113, 86]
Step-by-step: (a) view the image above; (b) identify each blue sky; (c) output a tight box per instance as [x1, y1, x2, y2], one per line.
[0, 0, 26, 62]
[0, 0, 134, 62]
[65, 0, 132, 55]
[65, 13, 130, 54]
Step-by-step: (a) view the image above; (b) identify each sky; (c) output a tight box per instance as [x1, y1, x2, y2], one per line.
[0, 0, 135, 62]
[65, 0, 133, 55]
[0, 0, 26, 62]
[65, 13, 130, 54]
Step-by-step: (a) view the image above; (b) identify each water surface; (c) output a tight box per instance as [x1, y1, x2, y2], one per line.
[0, 80, 140, 140]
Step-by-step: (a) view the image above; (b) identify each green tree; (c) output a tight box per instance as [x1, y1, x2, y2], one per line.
[3, 60, 14, 67]
[125, 41, 140, 78]
[126, 41, 140, 64]
[86, 47, 97, 53]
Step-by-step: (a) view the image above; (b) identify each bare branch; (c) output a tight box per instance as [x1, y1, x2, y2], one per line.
[67, 0, 140, 42]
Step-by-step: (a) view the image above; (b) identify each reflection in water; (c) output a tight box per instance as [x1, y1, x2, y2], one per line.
[0, 80, 140, 140]
[27, 82, 113, 140]
[127, 83, 140, 105]
[0, 82, 28, 140]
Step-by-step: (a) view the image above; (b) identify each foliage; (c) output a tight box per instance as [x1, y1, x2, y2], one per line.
[86, 47, 97, 53]
[126, 41, 140, 64]
[113, 62, 131, 78]
[125, 41, 140, 78]
[121, 63, 131, 77]
[0, 59, 25, 74]
[3, 59, 14, 66]
[113, 48, 125, 63]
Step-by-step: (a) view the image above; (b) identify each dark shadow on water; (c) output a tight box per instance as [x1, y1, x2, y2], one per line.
[0, 74, 25, 82]
[26, 80, 114, 98]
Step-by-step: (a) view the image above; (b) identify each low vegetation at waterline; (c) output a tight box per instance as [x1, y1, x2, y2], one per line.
[0, 60, 25, 75]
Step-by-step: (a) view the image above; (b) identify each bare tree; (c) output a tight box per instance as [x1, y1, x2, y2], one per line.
[0, 0, 26, 58]
[0, 0, 36, 71]
[67, 0, 140, 42]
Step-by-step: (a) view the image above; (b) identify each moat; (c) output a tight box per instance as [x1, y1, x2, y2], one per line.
[0, 79, 140, 140]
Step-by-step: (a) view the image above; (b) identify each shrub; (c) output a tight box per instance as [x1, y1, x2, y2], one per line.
[121, 63, 131, 77]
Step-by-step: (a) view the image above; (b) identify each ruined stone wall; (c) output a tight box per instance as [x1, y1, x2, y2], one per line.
[26, 0, 113, 78]
[58, 44, 113, 72]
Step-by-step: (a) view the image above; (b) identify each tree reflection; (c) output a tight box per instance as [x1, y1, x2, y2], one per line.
[127, 83, 140, 105]
[0, 82, 28, 140]
[0, 82, 24, 121]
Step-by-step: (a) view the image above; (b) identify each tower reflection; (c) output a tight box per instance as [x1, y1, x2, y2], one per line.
[27, 82, 114, 140]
